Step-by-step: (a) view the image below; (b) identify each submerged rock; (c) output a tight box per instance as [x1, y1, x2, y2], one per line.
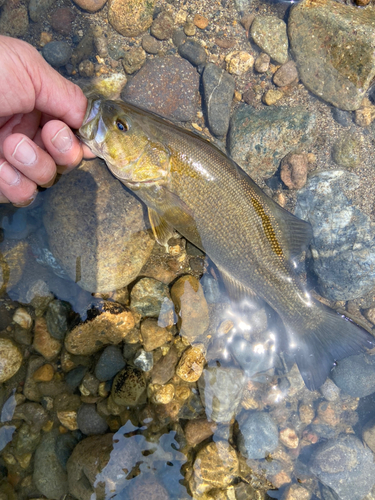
[310, 434, 375, 500]
[43, 159, 154, 293]
[289, 0, 375, 110]
[295, 170, 375, 300]
[228, 105, 316, 180]
[108, 0, 154, 37]
[237, 411, 279, 459]
[331, 353, 375, 398]
[250, 16, 288, 64]
[0, 338, 23, 383]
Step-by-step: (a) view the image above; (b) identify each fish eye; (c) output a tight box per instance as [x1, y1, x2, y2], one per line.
[116, 120, 128, 132]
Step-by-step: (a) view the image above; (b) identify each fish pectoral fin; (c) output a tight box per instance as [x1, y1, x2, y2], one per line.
[148, 208, 175, 251]
[217, 265, 264, 306]
[269, 202, 313, 261]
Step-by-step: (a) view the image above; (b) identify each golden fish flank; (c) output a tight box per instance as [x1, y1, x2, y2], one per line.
[78, 98, 374, 391]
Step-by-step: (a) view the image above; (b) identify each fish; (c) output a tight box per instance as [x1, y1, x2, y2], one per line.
[77, 98, 374, 391]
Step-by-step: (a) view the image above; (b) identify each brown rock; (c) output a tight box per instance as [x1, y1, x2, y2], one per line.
[355, 106, 375, 127]
[122, 47, 146, 74]
[43, 159, 154, 293]
[151, 346, 179, 385]
[184, 20, 196, 36]
[32, 364, 54, 382]
[0, 3, 28, 37]
[112, 366, 146, 406]
[254, 53, 270, 73]
[356, 0, 370, 5]
[191, 441, 239, 496]
[121, 56, 200, 122]
[0, 338, 22, 383]
[176, 344, 206, 382]
[79, 60, 95, 78]
[108, 0, 155, 37]
[317, 401, 340, 426]
[194, 14, 209, 29]
[240, 12, 255, 31]
[184, 418, 217, 446]
[149, 383, 174, 404]
[263, 89, 283, 106]
[280, 153, 308, 190]
[283, 484, 311, 500]
[0, 239, 28, 295]
[140, 318, 171, 351]
[13, 308, 33, 330]
[72, 0, 106, 12]
[279, 428, 299, 449]
[299, 404, 315, 425]
[273, 60, 299, 87]
[142, 34, 162, 55]
[215, 37, 236, 49]
[65, 304, 134, 355]
[225, 51, 254, 76]
[33, 317, 62, 361]
[50, 8, 75, 35]
[151, 11, 174, 40]
[171, 275, 209, 343]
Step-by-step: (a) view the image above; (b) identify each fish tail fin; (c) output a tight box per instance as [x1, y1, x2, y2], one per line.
[282, 303, 374, 391]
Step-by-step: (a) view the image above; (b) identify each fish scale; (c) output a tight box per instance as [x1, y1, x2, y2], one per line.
[78, 98, 374, 390]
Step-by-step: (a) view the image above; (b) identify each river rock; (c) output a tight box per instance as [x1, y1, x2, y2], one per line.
[45, 300, 70, 340]
[43, 159, 154, 293]
[331, 353, 375, 398]
[190, 440, 239, 497]
[33, 317, 62, 361]
[108, 0, 154, 37]
[198, 366, 246, 423]
[77, 404, 108, 435]
[42, 41, 72, 67]
[228, 105, 316, 180]
[273, 60, 299, 87]
[237, 411, 279, 459]
[176, 344, 206, 382]
[250, 16, 288, 64]
[33, 429, 68, 500]
[178, 39, 207, 66]
[295, 170, 375, 300]
[95, 345, 125, 381]
[289, 0, 375, 110]
[0, 3, 29, 37]
[29, 0, 55, 21]
[72, 0, 106, 12]
[171, 275, 209, 343]
[142, 34, 162, 54]
[140, 318, 171, 351]
[122, 47, 146, 74]
[65, 303, 134, 355]
[0, 338, 23, 383]
[331, 134, 360, 168]
[0, 239, 28, 295]
[151, 346, 179, 385]
[309, 434, 375, 500]
[151, 11, 174, 40]
[122, 56, 200, 122]
[130, 277, 171, 317]
[202, 63, 235, 137]
[112, 366, 146, 406]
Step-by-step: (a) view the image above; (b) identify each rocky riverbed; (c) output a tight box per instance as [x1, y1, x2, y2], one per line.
[2, 0, 375, 499]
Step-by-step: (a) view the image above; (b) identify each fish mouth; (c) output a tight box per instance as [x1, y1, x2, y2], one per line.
[78, 98, 107, 144]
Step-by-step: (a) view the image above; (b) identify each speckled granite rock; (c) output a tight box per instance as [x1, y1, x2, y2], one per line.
[228, 105, 316, 180]
[121, 56, 200, 122]
[295, 170, 375, 300]
[250, 16, 288, 64]
[289, 0, 375, 110]
[108, 0, 154, 37]
[43, 159, 154, 293]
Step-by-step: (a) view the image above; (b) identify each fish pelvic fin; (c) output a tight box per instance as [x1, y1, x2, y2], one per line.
[283, 303, 374, 391]
[148, 208, 175, 251]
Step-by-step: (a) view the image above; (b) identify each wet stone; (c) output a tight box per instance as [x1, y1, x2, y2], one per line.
[172, 28, 186, 47]
[108, 0, 154, 37]
[127, 474, 169, 500]
[65, 365, 88, 391]
[79, 60, 95, 78]
[331, 108, 352, 127]
[289, 0, 375, 110]
[71, 33, 94, 67]
[95, 345, 125, 381]
[140, 318, 171, 351]
[77, 404, 108, 435]
[191, 440, 239, 496]
[28, 0, 55, 22]
[237, 411, 279, 459]
[254, 52, 270, 74]
[32, 364, 54, 382]
[202, 63, 235, 137]
[122, 56, 200, 122]
[13, 307, 32, 330]
[42, 41, 72, 67]
[130, 277, 171, 317]
[0, 239, 28, 294]
[310, 434, 375, 500]
[363, 419, 375, 453]
[33, 429, 68, 500]
[134, 349, 153, 372]
[122, 47, 146, 74]
[178, 40, 207, 67]
[141, 34, 162, 55]
[225, 51, 254, 76]
[228, 105, 316, 181]
[112, 366, 146, 406]
[280, 153, 308, 190]
[263, 89, 283, 106]
[151, 11, 174, 40]
[331, 353, 375, 398]
[171, 275, 209, 343]
[50, 7, 75, 35]
[273, 61, 299, 87]
[184, 417, 217, 446]
[198, 366, 246, 423]
[295, 170, 375, 300]
[45, 300, 70, 340]
[184, 20, 196, 37]
[250, 16, 288, 64]
[332, 134, 360, 168]
[151, 346, 179, 385]
[0, 3, 28, 37]
[43, 159, 154, 293]
[176, 344, 206, 382]
[33, 317, 62, 361]
[25, 279, 54, 316]
[72, 0, 106, 11]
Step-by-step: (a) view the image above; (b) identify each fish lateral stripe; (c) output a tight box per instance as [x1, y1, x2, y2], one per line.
[250, 196, 284, 257]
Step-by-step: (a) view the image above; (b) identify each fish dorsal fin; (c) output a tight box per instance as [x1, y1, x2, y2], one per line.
[266, 199, 313, 261]
[148, 208, 175, 251]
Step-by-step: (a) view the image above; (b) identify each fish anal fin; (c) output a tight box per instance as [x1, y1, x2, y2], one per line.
[148, 208, 175, 251]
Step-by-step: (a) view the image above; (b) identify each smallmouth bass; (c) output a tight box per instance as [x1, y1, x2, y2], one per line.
[78, 98, 374, 390]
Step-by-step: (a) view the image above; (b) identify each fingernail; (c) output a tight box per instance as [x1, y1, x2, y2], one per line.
[13, 191, 37, 208]
[40, 172, 57, 188]
[0, 161, 20, 185]
[51, 126, 73, 153]
[12, 138, 37, 165]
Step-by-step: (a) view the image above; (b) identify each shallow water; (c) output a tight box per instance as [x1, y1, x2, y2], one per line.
[1, 0, 375, 499]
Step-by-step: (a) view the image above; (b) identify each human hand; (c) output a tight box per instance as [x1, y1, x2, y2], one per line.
[0, 35, 95, 206]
